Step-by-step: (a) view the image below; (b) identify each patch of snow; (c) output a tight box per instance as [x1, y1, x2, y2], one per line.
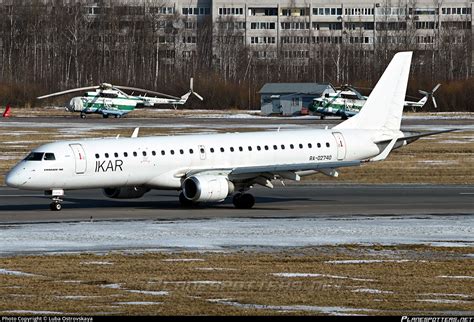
[59, 295, 102, 300]
[101, 283, 122, 289]
[418, 299, 470, 304]
[195, 267, 237, 271]
[272, 273, 375, 282]
[2, 310, 65, 314]
[208, 300, 375, 315]
[164, 281, 222, 285]
[115, 302, 162, 305]
[80, 261, 113, 265]
[352, 288, 394, 294]
[326, 259, 413, 264]
[0, 268, 37, 277]
[163, 258, 205, 262]
[421, 293, 471, 298]
[438, 275, 474, 280]
[127, 290, 169, 296]
[0, 216, 473, 255]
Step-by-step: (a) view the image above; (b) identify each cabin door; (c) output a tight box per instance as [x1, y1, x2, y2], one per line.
[332, 132, 347, 160]
[70, 144, 87, 174]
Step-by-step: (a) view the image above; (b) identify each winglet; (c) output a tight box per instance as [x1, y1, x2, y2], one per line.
[131, 127, 140, 138]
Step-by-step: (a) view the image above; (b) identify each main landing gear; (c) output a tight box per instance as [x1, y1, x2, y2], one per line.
[232, 193, 255, 209]
[45, 189, 64, 211]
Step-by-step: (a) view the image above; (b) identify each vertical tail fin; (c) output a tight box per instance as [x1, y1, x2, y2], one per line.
[334, 51, 412, 130]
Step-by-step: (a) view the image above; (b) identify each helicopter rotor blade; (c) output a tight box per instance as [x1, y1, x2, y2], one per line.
[193, 92, 204, 101]
[37, 86, 100, 100]
[432, 83, 441, 93]
[432, 96, 438, 109]
[114, 85, 181, 100]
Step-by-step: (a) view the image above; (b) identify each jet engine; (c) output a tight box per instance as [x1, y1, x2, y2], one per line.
[67, 97, 85, 112]
[182, 175, 234, 202]
[103, 187, 149, 199]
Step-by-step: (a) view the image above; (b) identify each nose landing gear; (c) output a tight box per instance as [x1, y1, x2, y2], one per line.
[45, 189, 64, 211]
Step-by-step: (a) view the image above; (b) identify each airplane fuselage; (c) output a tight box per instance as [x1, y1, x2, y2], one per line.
[6, 129, 384, 192]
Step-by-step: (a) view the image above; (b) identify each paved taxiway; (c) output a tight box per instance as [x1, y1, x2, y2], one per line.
[0, 184, 472, 223]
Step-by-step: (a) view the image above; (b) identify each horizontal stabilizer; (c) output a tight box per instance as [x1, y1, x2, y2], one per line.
[375, 129, 458, 145]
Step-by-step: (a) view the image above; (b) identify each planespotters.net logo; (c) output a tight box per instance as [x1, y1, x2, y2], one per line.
[402, 317, 474, 322]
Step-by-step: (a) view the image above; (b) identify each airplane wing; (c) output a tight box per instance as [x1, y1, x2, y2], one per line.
[182, 160, 361, 187]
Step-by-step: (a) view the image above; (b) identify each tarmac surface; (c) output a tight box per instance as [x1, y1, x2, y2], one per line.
[0, 184, 472, 224]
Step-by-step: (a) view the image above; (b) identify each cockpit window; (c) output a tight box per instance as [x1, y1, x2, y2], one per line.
[25, 152, 44, 161]
[44, 153, 56, 161]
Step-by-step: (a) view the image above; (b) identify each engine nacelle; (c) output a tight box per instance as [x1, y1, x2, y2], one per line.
[182, 175, 234, 202]
[103, 187, 149, 199]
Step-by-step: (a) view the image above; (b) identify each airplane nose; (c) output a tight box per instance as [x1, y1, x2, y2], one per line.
[5, 169, 26, 188]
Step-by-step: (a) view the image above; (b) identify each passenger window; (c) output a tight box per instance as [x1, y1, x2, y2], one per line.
[114, 153, 119, 158]
[257, 146, 261, 151]
[133, 152, 137, 157]
[220, 147, 224, 152]
[95, 154, 100, 159]
[143, 151, 147, 156]
[230, 147, 235, 152]
[317, 143, 321, 148]
[180, 149, 184, 155]
[200, 148, 205, 154]
[264, 145, 269, 150]
[152, 151, 156, 156]
[105, 153, 109, 158]
[239, 147, 243, 152]
[210, 148, 215, 153]
[281, 145, 285, 150]
[44, 153, 56, 161]
[290, 144, 294, 149]
[161, 150, 165, 155]
[308, 143, 312, 148]
[273, 145, 278, 150]
[190, 149, 194, 154]
[299, 144, 303, 149]
[171, 150, 175, 155]
[248, 146, 252, 151]
[326, 142, 330, 147]
[124, 152, 128, 157]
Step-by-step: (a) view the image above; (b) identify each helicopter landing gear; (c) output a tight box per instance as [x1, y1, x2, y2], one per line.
[232, 192, 255, 209]
[45, 189, 64, 211]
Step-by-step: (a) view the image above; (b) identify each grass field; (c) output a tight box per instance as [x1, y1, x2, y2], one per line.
[0, 245, 473, 315]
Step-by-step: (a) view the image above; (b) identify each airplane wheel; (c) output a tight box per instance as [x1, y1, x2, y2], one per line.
[233, 193, 255, 209]
[179, 192, 194, 208]
[320, 115, 325, 120]
[102, 114, 109, 119]
[80, 114, 86, 119]
[341, 115, 348, 120]
[49, 202, 62, 211]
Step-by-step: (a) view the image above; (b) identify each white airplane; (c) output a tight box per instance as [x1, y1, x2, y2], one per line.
[5, 52, 453, 211]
